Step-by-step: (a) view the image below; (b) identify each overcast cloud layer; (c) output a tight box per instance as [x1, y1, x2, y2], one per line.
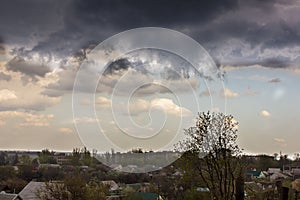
[0, 0, 300, 70]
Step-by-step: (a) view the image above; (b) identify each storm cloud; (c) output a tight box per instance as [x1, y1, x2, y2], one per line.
[0, 0, 299, 70]
[6, 57, 51, 77]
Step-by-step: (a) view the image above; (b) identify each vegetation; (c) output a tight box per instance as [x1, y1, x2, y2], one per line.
[36, 175, 109, 200]
[177, 112, 245, 200]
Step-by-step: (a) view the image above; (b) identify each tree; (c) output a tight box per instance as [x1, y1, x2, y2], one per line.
[36, 181, 69, 200]
[292, 179, 300, 200]
[38, 166, 62, 181]
[177, 112, 244, 200]
[0, 166, 16, 180]
[70, 148, 81, 166]
[39, 149, 57, 164]
[37, 176, 108, 200]
[2, 178, 27, 193]
[64, 175, 87, 200]
[18, 165, 35, 181]
[81, 147, 92, 166]
[12, 153, 19, 165]
[85, 181, 108, 200]
[0, 152, 8, 165]
[20, 155, 31, 165]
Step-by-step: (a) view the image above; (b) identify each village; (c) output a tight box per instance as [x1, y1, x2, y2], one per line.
[1, 149, 300, 199]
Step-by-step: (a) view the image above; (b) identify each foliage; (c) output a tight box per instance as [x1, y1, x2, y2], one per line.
[18, 165, 35, 181]
[68, 147, 94, 166]
[85, 181, 109, 200]
[20, 155, 31, 165]
[1, 178, 27, 193]
[36, 181, 69, 200]
[81, 147, 92, 166]
[36, 175, 109, 200]
[39, 149, 57, 164]
[11, 153, 19, 165]
[0, 152, 8, 165]
[38, 166, 63, 181]
[64, 175, 87, 200]
[0, 165, 16, 180]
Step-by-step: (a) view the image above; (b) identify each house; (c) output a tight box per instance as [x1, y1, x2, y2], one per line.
[101, 180, 119, 191]
[268, 168, 281, 174]
[38, 163, 60, 170]
[18, 181, 46, 200]
[54, 153, 71, 165]
[0, 185, 10, 193]
[0, 192, 21, 200]
[270, 172, 288, 181]
[292, 168, 300, 176]
[246, 170, 266, 179]
[196, 187, 210, 192]
[109, 164, 122, 171]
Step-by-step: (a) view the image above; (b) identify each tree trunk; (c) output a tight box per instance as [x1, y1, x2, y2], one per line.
[282, 186, 289, 200]
[235, 174, 244, 200]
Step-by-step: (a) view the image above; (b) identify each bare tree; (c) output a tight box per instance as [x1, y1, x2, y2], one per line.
[177, 112, 245, 200]
[36, 181, 69, 200]
[36, 177, 108, 200]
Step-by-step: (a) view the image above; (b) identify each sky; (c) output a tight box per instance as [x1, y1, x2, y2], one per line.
[0, 0, 300, 156]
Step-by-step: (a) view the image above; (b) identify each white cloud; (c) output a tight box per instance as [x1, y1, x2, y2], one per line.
[273, 138, 287, 147]
[274, 138, 285, 143]
[96, 96, 111, 108]
[0, 89, 17, 101]
[0, 111, 54, 127]
[223, 88, 239, 98]
[128, 98, 192, 117]
[259, 110, 271, 117]
[74, 117, 100, 123]
[128, 99, 150, 115]
[42, 68, 76, 97]
[19, 114, 54, 127]
[0, 68, 60, 111]
[151, 98, 192, 117]
[59, 127, 73, 135]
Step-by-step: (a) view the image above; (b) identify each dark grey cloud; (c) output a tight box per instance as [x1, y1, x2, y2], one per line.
[6, 57, 51, 77]
[28, 0, 238, 58]
[268, 78, 281, 83]
[104, 58, 132, 75]
[0, 37, 5, 55]
[0, 0, 65, 45]
[1, 0, 299, 70]
[221, 55, 294, 69]
[104, 49, 195, 79]
[260, 57, 291, 69]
